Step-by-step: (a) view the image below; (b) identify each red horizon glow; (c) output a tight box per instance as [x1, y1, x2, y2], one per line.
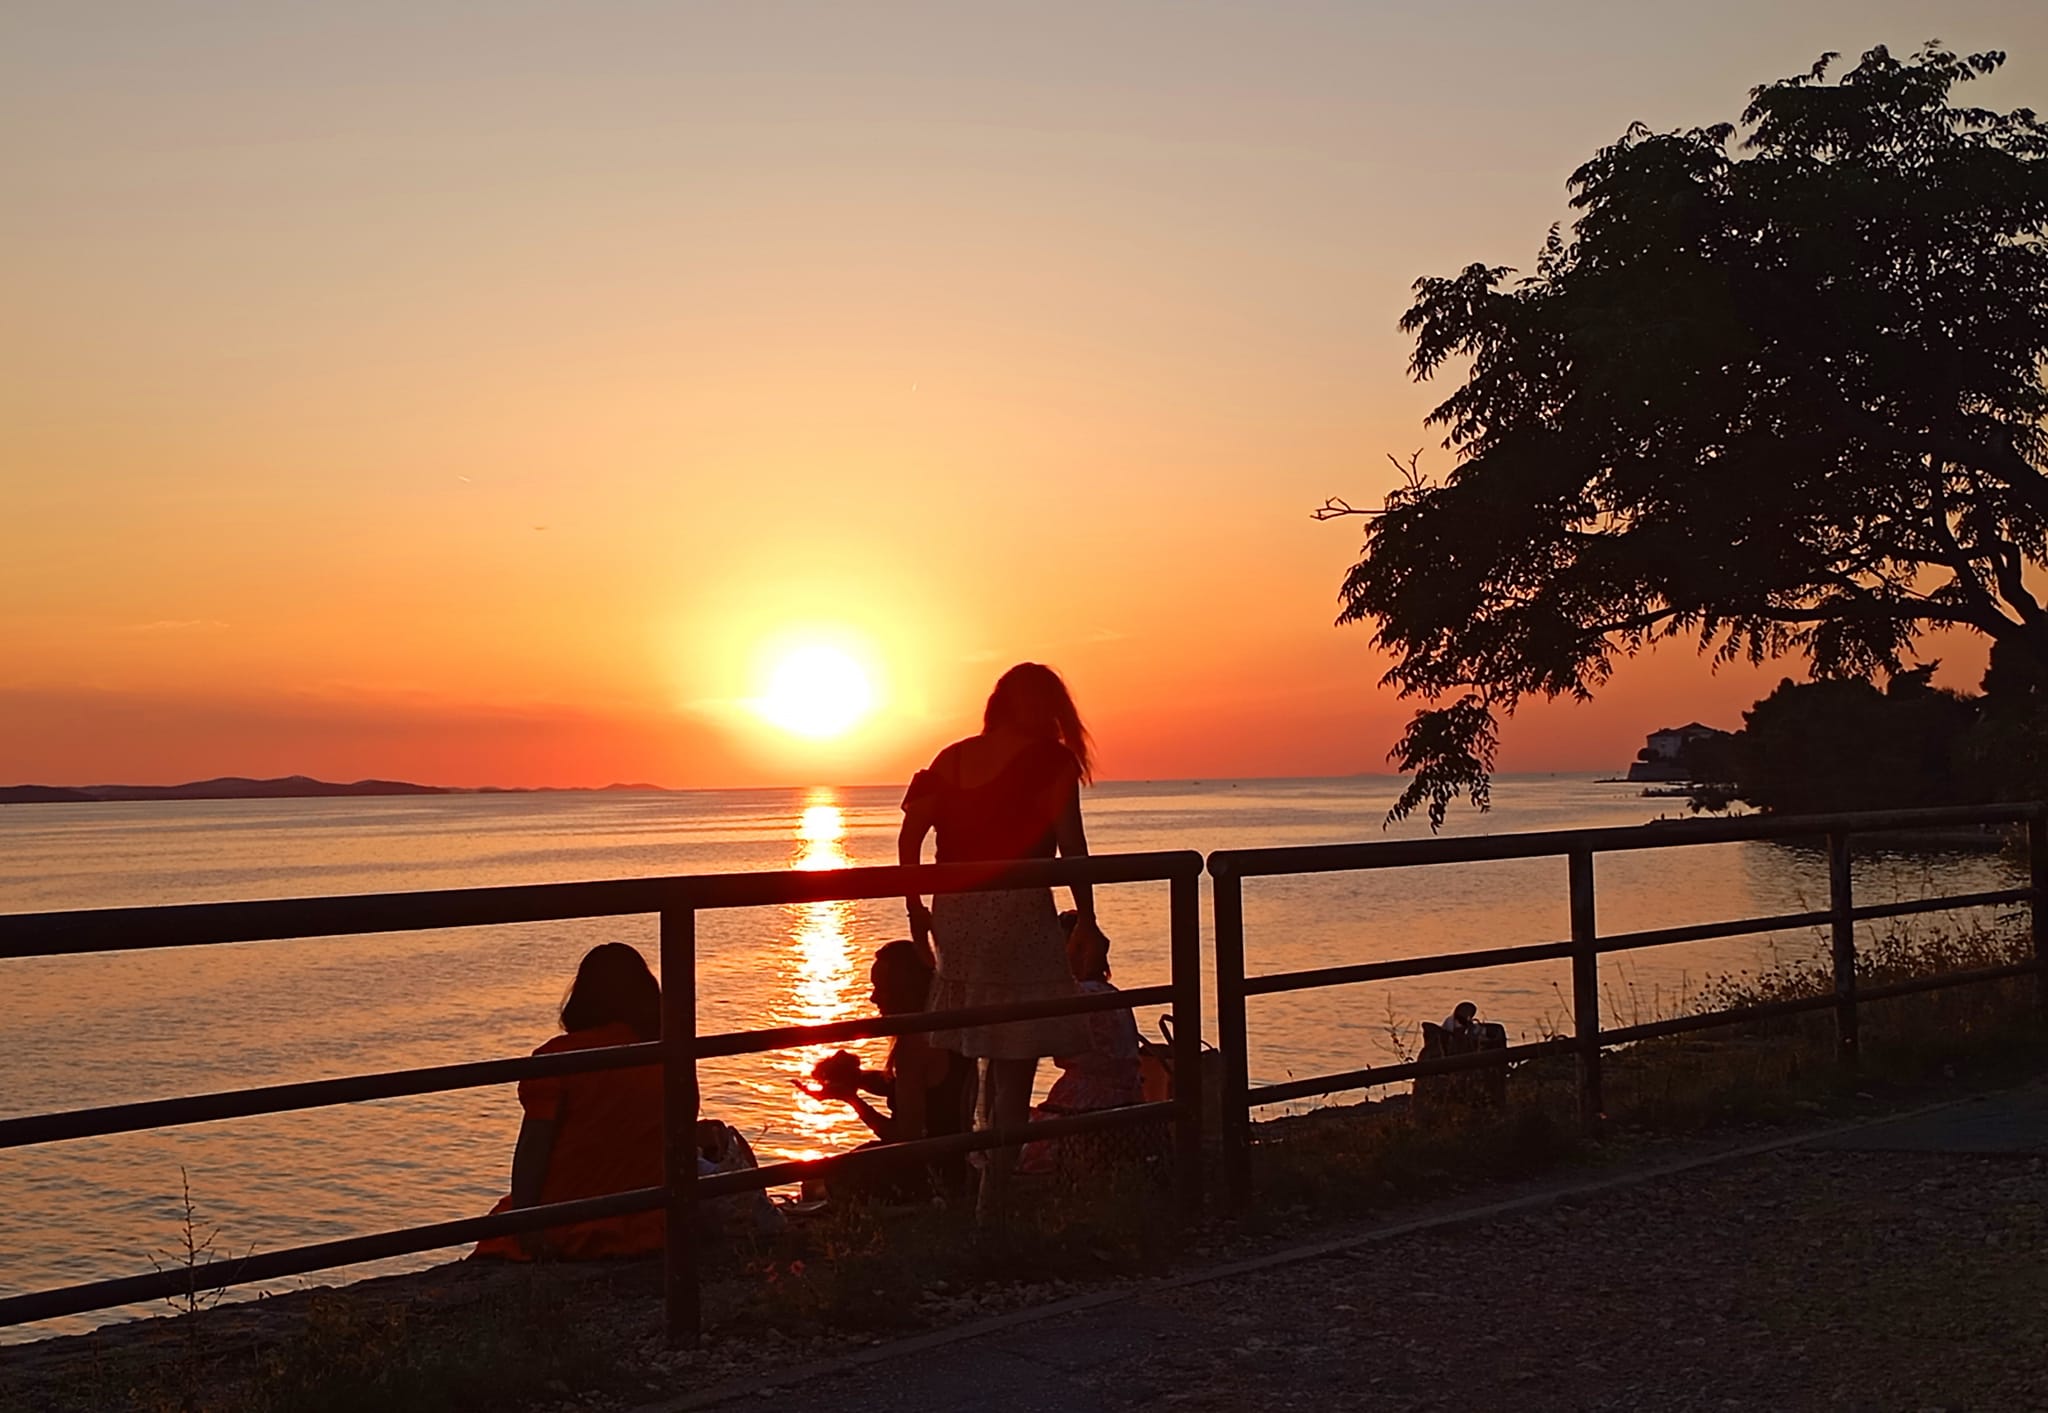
[3, 5, 2027, 792]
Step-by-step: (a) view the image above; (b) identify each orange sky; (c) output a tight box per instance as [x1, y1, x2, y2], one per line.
[2, 3, 2035, 789]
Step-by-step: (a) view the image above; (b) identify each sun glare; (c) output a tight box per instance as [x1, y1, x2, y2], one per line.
[753, 644, 877, 739]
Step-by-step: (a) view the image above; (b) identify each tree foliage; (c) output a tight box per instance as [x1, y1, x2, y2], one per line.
[1673, 658, 2048, 815]
[1729, 668, 1981, 814]
[1335, 44, 2048, 827]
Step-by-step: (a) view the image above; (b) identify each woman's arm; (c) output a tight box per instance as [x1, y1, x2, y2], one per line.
[899, 797, 936, 944]
[846, 1092, 898, 1141]
[507, 1115, 558, 1257]
[1053, 780, 1094, 923]
[509, 1115, 557, 1208]
[797, 1076, 897, 1140]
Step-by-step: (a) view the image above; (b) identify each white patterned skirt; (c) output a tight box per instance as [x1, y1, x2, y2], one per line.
[928, 887, 1089, 1059]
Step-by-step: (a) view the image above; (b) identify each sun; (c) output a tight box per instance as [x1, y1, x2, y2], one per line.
[752, 643, 877, 739]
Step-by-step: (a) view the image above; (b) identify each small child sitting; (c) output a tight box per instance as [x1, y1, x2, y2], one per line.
[800, 941, 975, 1202]
[1019, 913, 1144, 1175]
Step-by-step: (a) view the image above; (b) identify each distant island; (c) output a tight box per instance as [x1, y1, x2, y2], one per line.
[0, 776, 677, 805]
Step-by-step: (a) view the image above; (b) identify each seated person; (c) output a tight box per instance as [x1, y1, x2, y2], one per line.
[1020, 912, 1144, 1175]
[1418, 999, 1508, 1111]
[801, 940, 975, 1202]
[1442, 1000, 1480, 1040]
[474, 942, 665, 1260]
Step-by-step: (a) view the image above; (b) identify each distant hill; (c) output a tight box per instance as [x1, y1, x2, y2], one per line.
[0, 775, 452, 804]
[0, 784, 98, 803]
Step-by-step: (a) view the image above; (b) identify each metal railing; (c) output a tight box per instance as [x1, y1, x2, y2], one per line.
[7, 801, 2047, 1336]
[1207, 803, 2048, 1208]
[0, 851, 1208, 1339]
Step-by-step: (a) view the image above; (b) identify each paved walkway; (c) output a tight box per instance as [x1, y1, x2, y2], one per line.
[666, 1086, 2048, 1412]
[1808, 1082, 2048, 1154]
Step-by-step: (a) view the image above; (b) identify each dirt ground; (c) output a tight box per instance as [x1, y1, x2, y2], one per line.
[727, 1143, 2048, 1411]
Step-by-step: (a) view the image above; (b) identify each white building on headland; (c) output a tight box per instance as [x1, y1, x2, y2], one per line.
[1626, 722, 1731, 782]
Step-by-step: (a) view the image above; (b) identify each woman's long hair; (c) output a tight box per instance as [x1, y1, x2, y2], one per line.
[983, 662, 1094, 783]
[871, 939, 935, 1017]
[560, 942, 662, 1041]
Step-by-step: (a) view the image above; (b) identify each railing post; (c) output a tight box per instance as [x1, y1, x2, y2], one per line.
[2031, 809, 2048, 1015]
[1168, 866, 1205, 1222]
[1829, 832, 1858, 1069]
[1210, 866, 1252, 1210]
[1568, 850, 1602, 1129]
[660, 904, 701, 1343]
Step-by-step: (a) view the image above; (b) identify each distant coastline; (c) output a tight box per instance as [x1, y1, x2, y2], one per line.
[1, 771, 1623, 808]
[0, 776, 676, 805]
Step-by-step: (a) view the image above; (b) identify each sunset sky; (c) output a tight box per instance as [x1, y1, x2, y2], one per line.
[5, 2, 2042, 789]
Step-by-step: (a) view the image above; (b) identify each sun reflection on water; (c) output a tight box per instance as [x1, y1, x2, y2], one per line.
[775, 795, 876, 1161]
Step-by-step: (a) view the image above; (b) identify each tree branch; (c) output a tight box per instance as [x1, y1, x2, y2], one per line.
[1991, 539, 2047, 625]
[1310, 498, 1377, 521]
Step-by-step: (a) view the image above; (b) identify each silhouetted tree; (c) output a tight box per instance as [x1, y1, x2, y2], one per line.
[1675, 731, 1741, 789]
[1328, 45, 2048, 826]
[1962, 642, 2048, 801]
[1729, 668, 1979, 814]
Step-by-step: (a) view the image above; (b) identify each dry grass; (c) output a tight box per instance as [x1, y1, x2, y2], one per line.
[1251, 919, 2047, 1210]
[1601, 917, 2047, 1129]
[720, 1149, 1181, 1335]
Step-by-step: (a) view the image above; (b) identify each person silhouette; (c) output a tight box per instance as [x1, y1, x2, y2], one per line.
[1019, 911, 1144, 1176]
[899, 662, 1104, 1221]
[474, 942, 664, 1260]
[801, 940, 977, 1202]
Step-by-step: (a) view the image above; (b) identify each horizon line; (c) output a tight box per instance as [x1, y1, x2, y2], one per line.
[1, 768, 1618, 798]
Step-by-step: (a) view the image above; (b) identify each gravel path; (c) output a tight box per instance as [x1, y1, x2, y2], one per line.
[745, 1146, 2048, 1412]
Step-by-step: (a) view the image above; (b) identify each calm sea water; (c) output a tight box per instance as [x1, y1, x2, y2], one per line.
[0, 775, 2017, 1339]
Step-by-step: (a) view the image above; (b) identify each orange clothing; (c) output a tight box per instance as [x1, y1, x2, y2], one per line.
[473, 1022, 665, 1260]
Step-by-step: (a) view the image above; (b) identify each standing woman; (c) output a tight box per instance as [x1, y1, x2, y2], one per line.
[899, 662, 1105, 1221]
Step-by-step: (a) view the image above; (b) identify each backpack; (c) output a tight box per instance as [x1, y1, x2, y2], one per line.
[696, 1120, 787, 1238]
[1135, 1015, 1224, 1129]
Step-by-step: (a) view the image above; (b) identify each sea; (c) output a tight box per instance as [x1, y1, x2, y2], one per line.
[0, 774, 2020, 1340]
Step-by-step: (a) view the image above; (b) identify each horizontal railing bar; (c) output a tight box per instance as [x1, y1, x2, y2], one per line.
[1852, 958, 2045, 1004]
[0, 985, 1180, 1149]
[0, 1185, 664, 1328]
[0, 851, 1204, 959]
[1596, 909, 1835, 955]
[0, 1102, 1181, 1328]
[1244, 940, 1576, 997]
[696, 983, 1175, 1058]
[1248, 1038, 1575, 1107]
[687, 852, 1203, 908]
[1600, 992, 1842, 1045]
[1849, 888, 2034, 923]
[1207, 804, 2040, 879]
[0, 1040, 663, 1151]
